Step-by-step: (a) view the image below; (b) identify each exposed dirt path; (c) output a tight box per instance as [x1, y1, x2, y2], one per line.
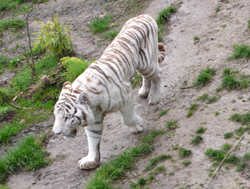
[4, 0, 250, 188]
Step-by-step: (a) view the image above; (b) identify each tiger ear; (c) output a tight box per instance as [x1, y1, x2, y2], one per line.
[78, 93, 89, 105]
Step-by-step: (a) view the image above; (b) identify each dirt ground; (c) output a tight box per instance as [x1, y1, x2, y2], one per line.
[2, 0, 250, 188]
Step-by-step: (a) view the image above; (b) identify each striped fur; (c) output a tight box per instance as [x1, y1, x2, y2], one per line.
[53, 14, 166, 170]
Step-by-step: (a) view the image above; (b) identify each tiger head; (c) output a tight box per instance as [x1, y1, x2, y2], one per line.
[53, 82, 94, 138]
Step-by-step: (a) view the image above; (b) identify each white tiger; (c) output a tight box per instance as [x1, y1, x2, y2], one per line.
[53, 14, 166, 170]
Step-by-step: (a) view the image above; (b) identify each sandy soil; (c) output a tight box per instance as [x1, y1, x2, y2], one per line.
[2, 0, 250, 188]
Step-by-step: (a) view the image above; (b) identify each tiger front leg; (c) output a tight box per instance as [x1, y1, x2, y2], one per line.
[120, 98, 143, 134]
[78, 124, 102, 170]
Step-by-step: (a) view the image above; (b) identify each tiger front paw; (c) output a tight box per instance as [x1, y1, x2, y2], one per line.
[78, 157, 99, 170]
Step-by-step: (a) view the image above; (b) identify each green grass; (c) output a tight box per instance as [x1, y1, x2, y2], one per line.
[193, 66, 216, 88]
[190, 135, 203, 145]
[182, 161, 191, 167]
[90, 14, 113, 34]
[228, 44, 250, 61]
[85, 144, 152, 189]
[145, 154, 172, 171]
[0, 135, 50, 183]
[230, 112, 250, 126]
[197, 93, 209, 101]
[166, 120, 179, 130]
[195, 127, 206, 134]
[100, 30, 119, 40]
[186, 103, 200, 118]
[60, 57, 93, 83]
[159, 109, 169, 117]
[155, 5, 178, 41]
[0, 122, 24, 143]
[224, 132, 234, 139]
[194, 36, 200, 41]
[248, 20, 250, 28]
[0, 0, 47, 11]
[0, 18, 26, 31]
[207, 96, 218, 104]
[179, 147, 192, 158]
[141, 129, 165, 144]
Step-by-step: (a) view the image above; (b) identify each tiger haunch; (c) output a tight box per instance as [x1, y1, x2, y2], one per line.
[53, 14, 167, 170]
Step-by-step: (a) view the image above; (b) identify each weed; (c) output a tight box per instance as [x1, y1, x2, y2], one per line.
[205, 149, 224, 162]
[159, 109, 169, 117]
[182, 161, 191, 167]
[0, 18, 26, 31]
[190, 135, 203, 145]
[90, 14, 113, 34]
[222, 72, 249, 90]
[215, 111, 220, 116]
[248, 20, 250, 28]
[228, 44, 250, 61]
[138, 178, 147, 186]
[131, 71, 142, 88]
[193, 36, 200, 41]
[156, 6, 177, 25]
[207, 96, 218, 104]
[235, 127, 245, 136]
[141, 129, 165, 144]
[193, 66, 216, 88]
[33, 14, 74, 58]
[215, 7, 220, 12]
[186, 104, 200, 118]
[0, 122, 24, 143]
[100, 30, 119, 40]
[145, 154, 172, 171]
[166, 120, 179, 130]
[224, 132, 233, 139]
[197, 93, 208, 101]
[230, 112, 250, 126]
[179, 147, 192, 158]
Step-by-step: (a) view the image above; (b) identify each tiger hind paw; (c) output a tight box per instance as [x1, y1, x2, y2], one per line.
[78, 157, 99, 170]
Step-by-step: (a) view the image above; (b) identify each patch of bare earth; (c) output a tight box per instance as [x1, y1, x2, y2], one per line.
[4, 0, 250, 189]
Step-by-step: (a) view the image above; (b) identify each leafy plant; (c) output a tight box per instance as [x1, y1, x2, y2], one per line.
[159, 109, 169, 117]
[182, 161, 191, 167]
[166, 120, 179, 130]
[33, 14, 74, 58]
[193, 66, 216, 88]
[224, 132, 233, 139]
[207, 96, 218, 104]
[190, 135, 203, 145]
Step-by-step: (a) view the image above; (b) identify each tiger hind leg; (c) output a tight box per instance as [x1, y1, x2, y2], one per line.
[120, 98, 143, 134]
[138, 77, 151, 98]
[78, 123, 102, 170]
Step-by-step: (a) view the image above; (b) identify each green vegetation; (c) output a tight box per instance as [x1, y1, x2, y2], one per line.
[159, 109, 169, 117]
[193, 66, 216, 88]
[195, 127, 206, 134]
[221, 68, 250, 90]
[248, 20, 250, 28]
[228, 44, 250, 61]
[197, 93, 218, 104]
[186, 103, 200, 118]
[145, 154, 172, 171]
[33, 14, 74, 58]
[131, 71, 142, 88]
[194, 36, 200, 42]
[179, 147, 192, 158]
[190, 135, 203, 145]
[90, 14, 113, 34]
[197, 93, 208, 101]
[0, 0, 47, 11]
[0, 135, 50, 183]
[215, 7, 220, 12]
[60, 57, 93, 83]
[215, 111, 220, 116]
[182, 161, 191, 167]
[224, 132, 234, 139]
[166, 120, 179, 130]
[100, 30, 119, 40]
[85, 129, 165, 189]
[207, 96, 218, 104]
[0, 18, 26, 31]
[230, 112, 250, 126]
[155, 5, 178, 41]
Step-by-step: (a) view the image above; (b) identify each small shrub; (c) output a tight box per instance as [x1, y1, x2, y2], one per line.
[182, 161, 191, 167]
[0, 18, 26, 31]
[156, 6, 177, 25]
[60, 57, 93, 83]
[190, 135, 203, 145]
[166, 120, 179, 130]
[179, 147, 192, 158]
[228, 44, 250, 61]
[33, 14, 74, 58]
[186, 103, 200, 118]
[90, 14, 113, 34]
[193, 66, 216, 88]
[224, 132, 233, 139]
